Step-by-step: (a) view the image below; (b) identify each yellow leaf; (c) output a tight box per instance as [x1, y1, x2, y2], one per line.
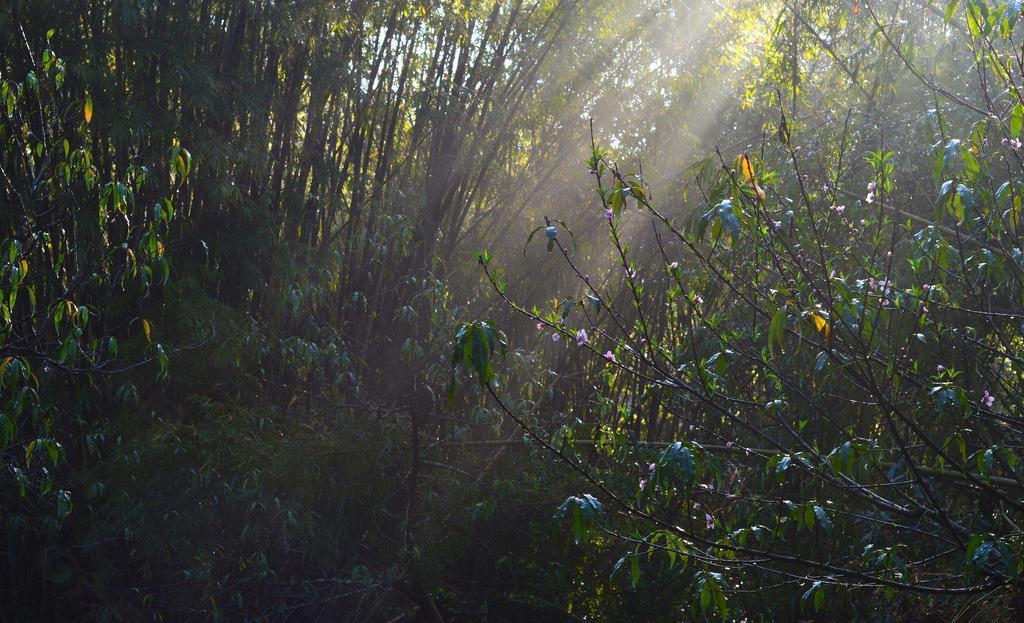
[811, 313, 830, 338]
[0, 356, 12, 379]
[84, 95, 93, 124]
[142, 318, 151, 342]
[156, 241, 164, 257]
[19, 259, 28, 276]
[736, 153, 754, 182]
[754, 183, 766, 202]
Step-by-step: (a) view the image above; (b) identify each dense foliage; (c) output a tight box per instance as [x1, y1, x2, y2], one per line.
[4, 0, 1024, 620]
[468, 1, 1024, 619]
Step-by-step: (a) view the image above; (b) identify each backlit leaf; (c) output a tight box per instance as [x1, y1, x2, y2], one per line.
[811, 313, 830, 338]
[735, 153, 754, 182]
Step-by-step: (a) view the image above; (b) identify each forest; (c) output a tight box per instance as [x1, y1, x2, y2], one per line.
[4, 0, 1024, 620]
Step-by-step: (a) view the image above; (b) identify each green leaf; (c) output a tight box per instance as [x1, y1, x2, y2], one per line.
[523, 226, 545, 256]
[972, 540, 994, 567]
[1007, 0, 1023, 31]
[611, 556, 627, 579]
[716, 199, 740, 241]
[555, 494, 604, 545]
[945, 0, 960, 23]
[658, 442, 697, 485]
[978, 447, 995, 475]
[813, 505, 833, 531]
[610, 183, 625, 215]
[935, 139, 960, 181]
[450, 321, 507, 388]
[956, 183, 976, 219]
[935, 179, 955, 213]
[802, 581, 825, 612]
[962, 150, 980, 179]
[470, 328, 491, 382]
[967, 4, 982, 37]
[815, 350, 829, 374]
[25, 438, 37, 465]
[774, 454, 792, 475]
[56, 489, 72, 522]
[769, 307, 786, 354]
[695, 571, 727, 621]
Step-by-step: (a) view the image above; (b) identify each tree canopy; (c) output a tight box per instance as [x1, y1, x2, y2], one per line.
[4, 0, 1024, 620]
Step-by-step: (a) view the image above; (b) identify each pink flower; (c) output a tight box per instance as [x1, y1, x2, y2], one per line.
[866, 191, 875, 204]
[726, 441, 734, 448]
[604, 207, 614, 219]
[936, 364, 945, 372]
[831, 204, 845, 215]
[982, 390, 995, 407]
[1012, 139, 1022, 151]
[705, 513, 715, 529]
[551, 333, 560, 342]
[535, 322, 543, 332]
[639, 478, 647, 490]
[603, 350, 616, 363]
[694, 295, 704, 306]
[867, 181, 876, 191]
[576, 328, 588, 346]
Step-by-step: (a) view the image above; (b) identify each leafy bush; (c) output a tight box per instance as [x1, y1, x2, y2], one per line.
[1, 29, 188, 572]
[467, 3, 1024, 619]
